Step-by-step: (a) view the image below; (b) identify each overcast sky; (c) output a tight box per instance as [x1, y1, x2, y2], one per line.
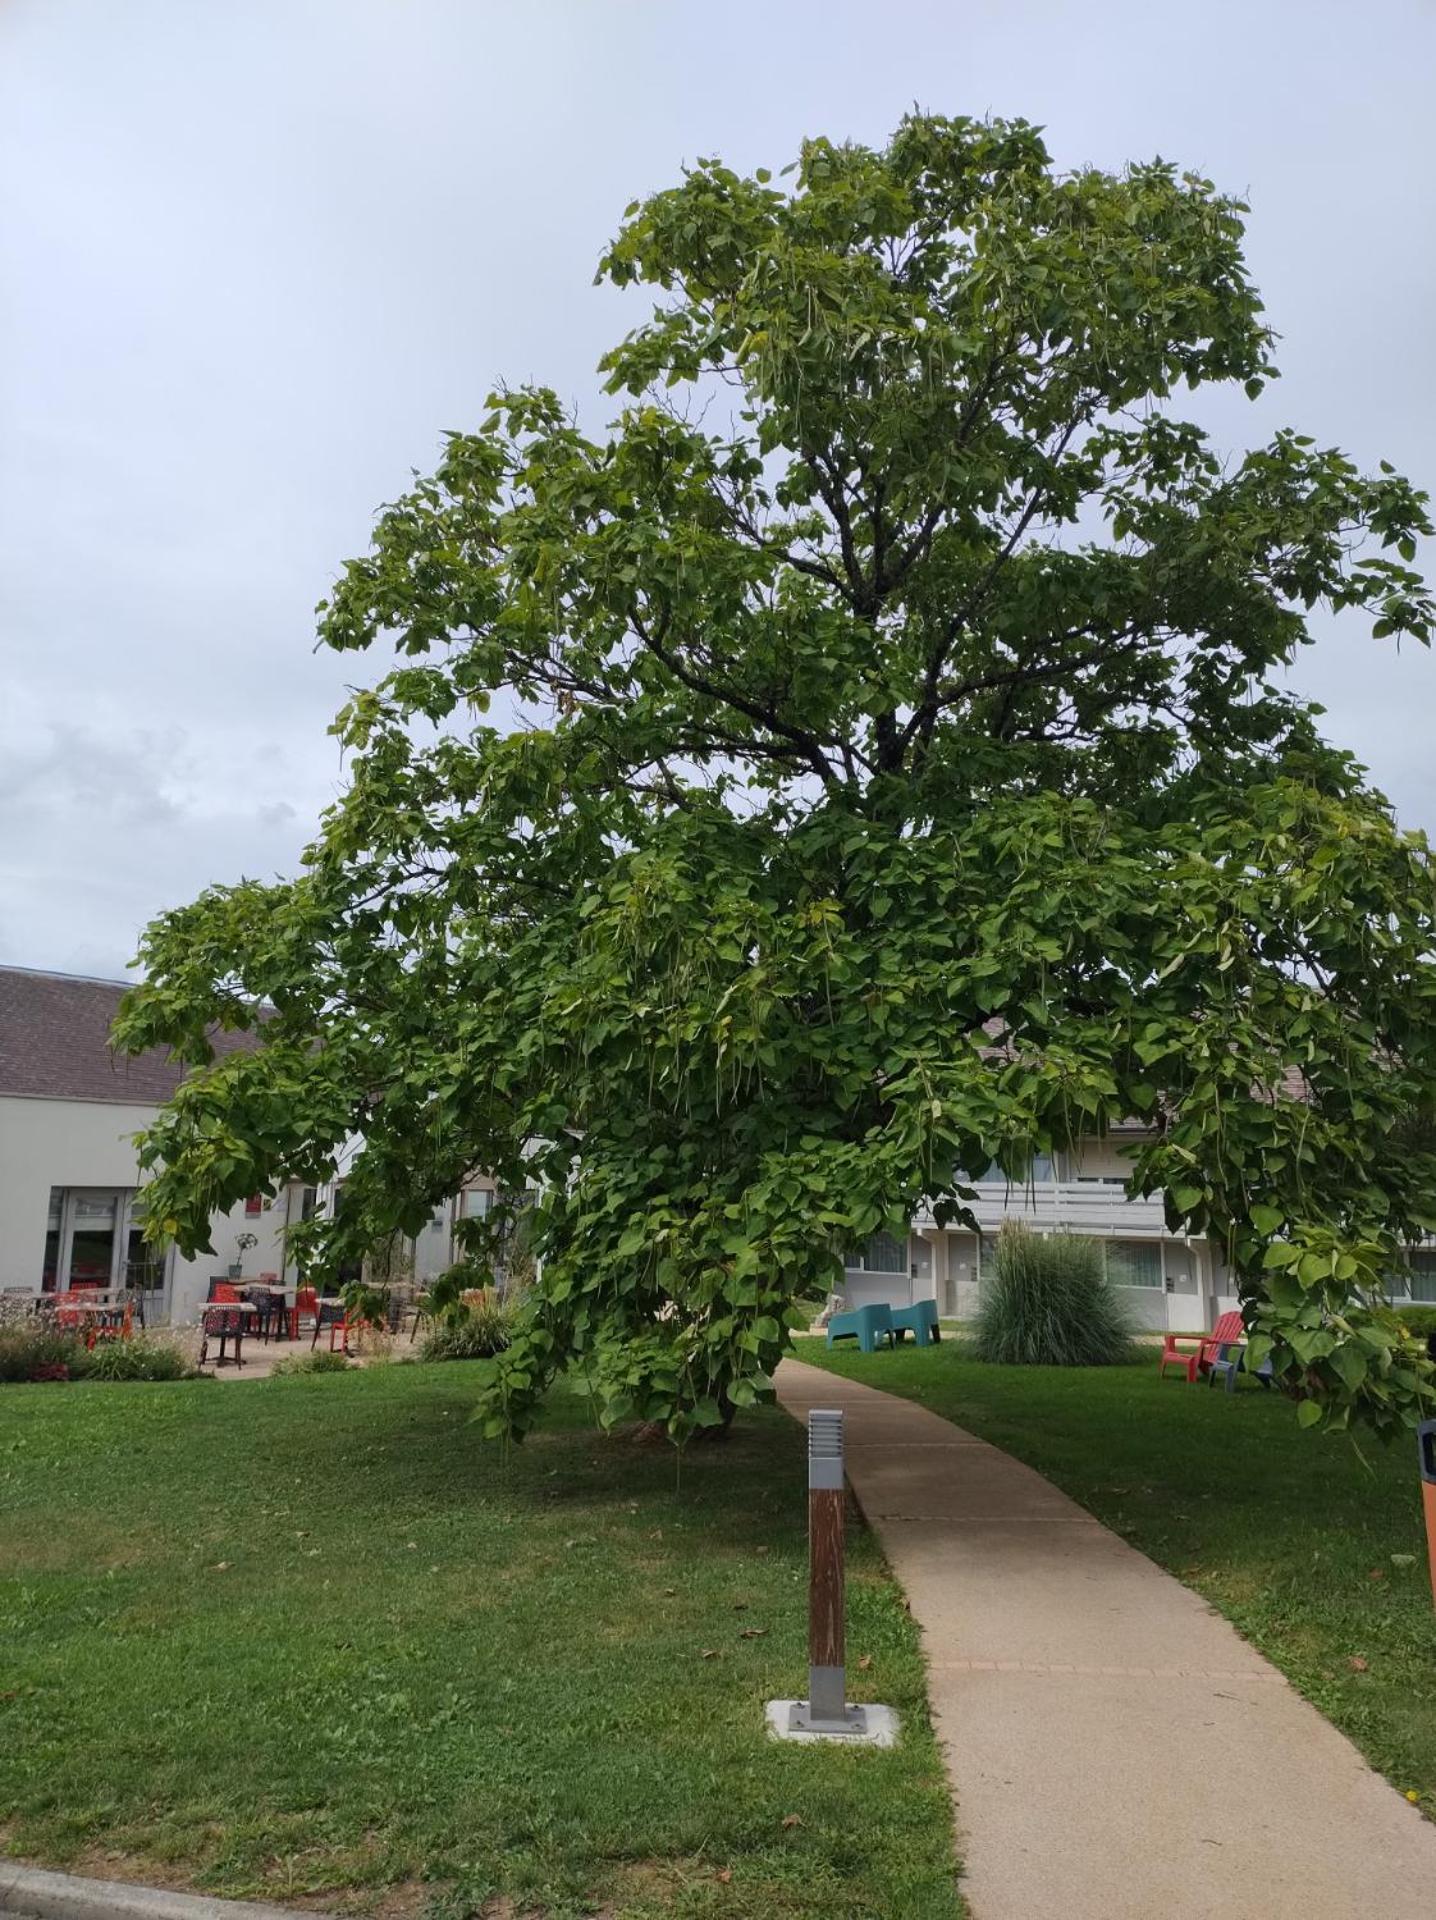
[2, 0, 1433, 981]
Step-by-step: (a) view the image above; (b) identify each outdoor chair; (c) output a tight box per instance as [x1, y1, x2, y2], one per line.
[90, 1300, 132, 1343]
[1207, 1339, 1274, 1394]
[52, 1294, 87, 1337]
[825, 1302, 895, 1353]
[199, 1304, 246, 1369]
[891, 1300, 941, 1346]
[292, 1286, 319, 1341]
[311, 1295, 349, 1353]
[1158, 1309, 1244, 1384]
[249, 1275, 288, 1341]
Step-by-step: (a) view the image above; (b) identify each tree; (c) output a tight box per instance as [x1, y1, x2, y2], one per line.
[116, 114, 1436, 1441]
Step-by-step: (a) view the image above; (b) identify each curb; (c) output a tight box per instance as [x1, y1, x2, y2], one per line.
[0, 1866, 325, 1920]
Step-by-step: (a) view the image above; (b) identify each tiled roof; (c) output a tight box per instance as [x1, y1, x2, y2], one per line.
[0, 966, 256, 1106]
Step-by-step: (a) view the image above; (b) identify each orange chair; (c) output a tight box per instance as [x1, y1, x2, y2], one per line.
[1159, 1309, 1244, 1383]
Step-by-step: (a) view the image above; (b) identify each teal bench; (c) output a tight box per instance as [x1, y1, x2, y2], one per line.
[891, 1300, 941, 1346]
[825, 1303, 894, 1353]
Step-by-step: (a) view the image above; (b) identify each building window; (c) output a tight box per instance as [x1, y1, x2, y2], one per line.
[1106, 1240, 1162, 1289]
[846, 1232, 909, 1274]
[971, 1154, 1055, 1184]
[1408, 1252, 1436, 1305]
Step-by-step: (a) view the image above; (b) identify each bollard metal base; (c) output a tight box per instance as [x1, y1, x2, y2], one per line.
[765, 1698, 900, 1747]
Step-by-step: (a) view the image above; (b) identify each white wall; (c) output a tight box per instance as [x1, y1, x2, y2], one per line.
[0, 1093, 294, 1321]
[1064, 1137, 1142, 1180]
[0, 1093, 154, 1287]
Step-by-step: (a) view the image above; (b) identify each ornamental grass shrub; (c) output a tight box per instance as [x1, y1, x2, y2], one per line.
[79, 1337, 194, 1382]
[420, 1297, 512, 1362]
[973, 1222, 1135, 1367]
[0, 1323, 80, 1383]
[0, 1321, 194, 1385]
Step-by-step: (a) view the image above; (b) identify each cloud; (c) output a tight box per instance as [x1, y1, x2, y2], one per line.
[1, 0, 1433, 978]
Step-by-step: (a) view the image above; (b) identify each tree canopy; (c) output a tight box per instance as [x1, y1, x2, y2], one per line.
[116, 114, 1436, 1439]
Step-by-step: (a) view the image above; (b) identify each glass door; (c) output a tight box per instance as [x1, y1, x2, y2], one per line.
[123, 1193, 170, 1320]
[42, 1189, 169, 1311]
[65, 1190, 121, 1290]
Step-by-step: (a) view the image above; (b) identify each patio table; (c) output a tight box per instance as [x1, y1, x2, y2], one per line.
[200, 1299, 259, 1369]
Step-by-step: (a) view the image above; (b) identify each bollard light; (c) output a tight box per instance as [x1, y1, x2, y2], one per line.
[765, 1406, 898, 1744]
[798, 1408, 860, 1732]
[1418, 1419, 1436, 1609]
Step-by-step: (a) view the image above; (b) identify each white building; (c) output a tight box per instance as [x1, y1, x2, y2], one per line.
[0, 966, 494, 1324]
[842, 1134, 1436, 1332]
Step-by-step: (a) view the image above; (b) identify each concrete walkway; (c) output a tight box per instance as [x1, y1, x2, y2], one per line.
[776, 1357, 1436, 1920]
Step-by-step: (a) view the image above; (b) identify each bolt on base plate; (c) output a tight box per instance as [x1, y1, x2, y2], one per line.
[765, 1698, 900, 1747]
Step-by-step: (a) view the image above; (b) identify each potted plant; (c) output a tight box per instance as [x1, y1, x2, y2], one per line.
[229, 1231, 259, 1280]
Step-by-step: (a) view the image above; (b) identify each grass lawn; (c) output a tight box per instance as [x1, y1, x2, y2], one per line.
[0, 1364, 959, 1920]
[803, 1337, 1436, 1809]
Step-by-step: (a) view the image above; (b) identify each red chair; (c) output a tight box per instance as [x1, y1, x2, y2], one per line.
[293, 1286, 318, 1341]
[311, 1297, 349, 1353]
[1159, 1309, 1245, 1383]
[212, 1282, 240, 1304]
[53, 1293, 88, 1338]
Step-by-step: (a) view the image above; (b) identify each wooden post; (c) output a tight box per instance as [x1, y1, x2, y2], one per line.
[1419, 1421, 1436, 1609]
[807, 1408, 848, 1726]
[764, 1404, 895, 1743]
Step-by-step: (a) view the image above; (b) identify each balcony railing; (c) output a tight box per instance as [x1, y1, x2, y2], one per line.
[913, 1180, 1173, 1238]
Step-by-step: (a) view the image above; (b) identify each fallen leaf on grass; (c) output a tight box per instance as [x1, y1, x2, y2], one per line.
[781, 1813, 802, 1830]
[857, 1654, 873, 1671]
[1390, 1553, 1416, 1568]
[700, 1648, 721, 1660]
[1368, 1568, 1386, 1581]
[1347, 1656, 1369, 1673]
[738, 1627, 767, 1640]
[209, 1562, 232, 1572]
[715, 1869, 733, 1884]
[1407, 1789, 1421, 1804]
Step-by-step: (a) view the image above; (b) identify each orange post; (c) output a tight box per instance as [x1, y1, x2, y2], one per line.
[1419, 1422, 1436, 1608]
